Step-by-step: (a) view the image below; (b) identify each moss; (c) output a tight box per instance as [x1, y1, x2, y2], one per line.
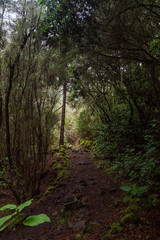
[34, 194, 41, 200]
[50, 181, 58, 187]
[47, 177, 54, 184]
[47, 186, 56, 191]
[104, 168, 114, 175]
[129, 198, 141, 204]
[59, 210, 72, 224]
[152, 199, 160, 208]
[53, 162, 63, 170]
[44, 147, 70, 198]
[43, 183, 59, 196]
[120, 212, 139, 225]
[82, 222, 96, 234]
[114, 199, 121, 208]
[57, 170, 66, 180]
[43, 190, 50, 196]
[109, 222, 124, 234]
[125, 205, 138, 214]
[74, 222, 96, 239]
[75, 233, 82, 239]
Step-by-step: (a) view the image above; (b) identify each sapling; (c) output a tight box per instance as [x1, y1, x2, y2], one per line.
[0, 199, 51, 240]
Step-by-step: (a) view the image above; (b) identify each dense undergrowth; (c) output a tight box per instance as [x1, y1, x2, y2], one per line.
[76, 106, 160, 201]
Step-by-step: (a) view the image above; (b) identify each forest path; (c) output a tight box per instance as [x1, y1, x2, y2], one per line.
[0, 151, 122, 240]
[1, 151, 157, 240]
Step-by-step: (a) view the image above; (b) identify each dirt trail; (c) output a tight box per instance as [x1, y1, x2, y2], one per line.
[1, 151, 160, 240]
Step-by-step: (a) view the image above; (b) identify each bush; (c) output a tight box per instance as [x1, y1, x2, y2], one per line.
[96, 105, 141, 155]
[76, 109, 96, 139]
[95, 104, 160, 187]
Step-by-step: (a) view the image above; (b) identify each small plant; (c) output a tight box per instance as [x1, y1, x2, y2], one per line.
[120, 184, 148, 202]
[0, 199, 51, 239]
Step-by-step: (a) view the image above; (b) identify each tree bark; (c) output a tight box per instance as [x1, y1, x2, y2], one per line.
[5, 62, 14, 169]
[59, 81, 67, 146]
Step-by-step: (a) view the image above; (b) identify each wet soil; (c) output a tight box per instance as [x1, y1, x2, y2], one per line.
[0, 151, 160, 240]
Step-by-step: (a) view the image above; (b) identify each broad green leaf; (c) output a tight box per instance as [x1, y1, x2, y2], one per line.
[0, 215, 13, 228]
[22, 214, 51, 226]
[120, 186, 131, 191]
[17, 199, 33, 212]
[0, 204, 17, 211]
[0, 214, 16, 231]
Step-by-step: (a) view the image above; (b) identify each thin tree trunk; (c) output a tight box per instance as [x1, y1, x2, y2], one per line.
[59, 81, 67, 146]
[5, 62, 14, 169]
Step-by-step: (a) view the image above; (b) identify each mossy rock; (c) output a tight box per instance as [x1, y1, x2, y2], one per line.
[43, 190, 50, 196]
[47, 177, 55, 184]
[125, 205, 138, 214]
[47, 186, 56, 191]
[120, 212, 139, 225]
[43, 185, 57, 196]
[59, 201, 81, 225]
[53, 162, 63, 170]
[50, 181, 58, 187]
[59, 210, 72, 224]
[109, 222, 124, 234]
[57, 170, 66, 180]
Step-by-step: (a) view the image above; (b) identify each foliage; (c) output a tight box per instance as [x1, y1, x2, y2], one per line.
[95, 105, 141, 155]
[94, 103, 160, 187]
[76, 109, 96, 139]
[113, 119, 160, 186]
[0, 0, 60, 201]
[0, 199, 51, 238]
[120, 184, 148, 202]
[38, 0, 98, 39]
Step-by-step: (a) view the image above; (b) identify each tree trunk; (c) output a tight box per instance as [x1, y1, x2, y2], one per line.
[59, 81, 67, 146]
[5, 62, 14, 169]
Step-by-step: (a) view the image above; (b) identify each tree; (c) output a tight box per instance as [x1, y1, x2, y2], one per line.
[0, 0, 60, 202]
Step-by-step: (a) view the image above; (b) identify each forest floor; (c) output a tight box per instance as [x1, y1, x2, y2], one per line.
[0, 151, 160, 240]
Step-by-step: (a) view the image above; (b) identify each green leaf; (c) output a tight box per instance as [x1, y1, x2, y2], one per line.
[138, 186, 148, 195]
[0, 204, 17, 211]
[0, 214, 17, 231]
[124, 194, 132, 202]
[17, 199, 33, 212]
[120, 185, 131, 191]
[22, 214, 51, 226]
[0, 215, 13, 229]
[131, 187, 138, 196]
[149, 194, 158, 199]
